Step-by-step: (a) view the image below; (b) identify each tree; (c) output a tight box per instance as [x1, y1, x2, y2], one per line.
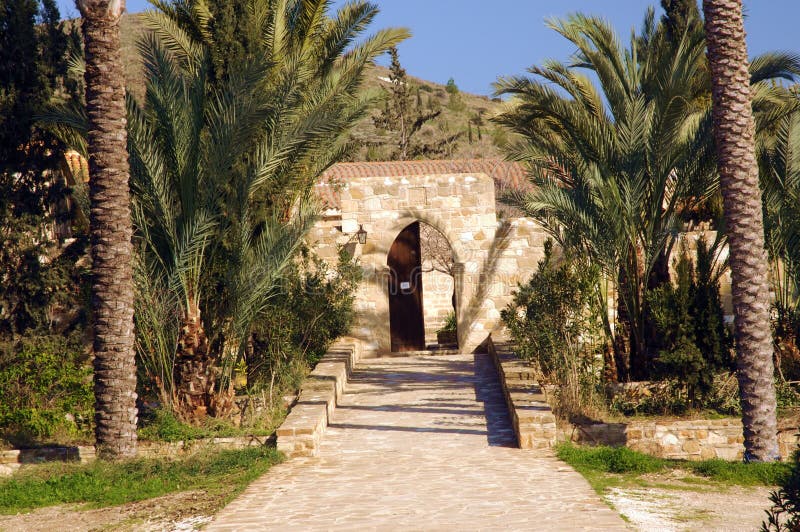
[0, 0, 81, 337]
[445, 76, 465, 112]
[128, 0, 407, 422]
[75, 0, 138, 459]
[494, 11, 716, 381]
[373, 47, 441, 160]
[494, 9, 799, 384]
[702, 0, 779, 461]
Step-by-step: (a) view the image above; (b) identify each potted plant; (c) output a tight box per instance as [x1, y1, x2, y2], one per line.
[436, 311, 458, 347]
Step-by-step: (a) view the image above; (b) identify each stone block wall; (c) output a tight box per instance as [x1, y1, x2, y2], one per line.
[276, 339, 363, 458]
[566, 420, 800, 461]
[0, 436, 270, 476]
[310, 172, 548, 355]
[487, 338, 557, 450]
[486, 340, 800, 461]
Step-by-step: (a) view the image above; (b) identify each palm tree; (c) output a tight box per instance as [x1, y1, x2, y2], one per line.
[51, 1, 405, 424]
[494, 12, 716, 381]
[130, 0, 407, 422]
[703, 0, 779, 461]
[75, 0, 138, 458]
[495, 9, 799, 386]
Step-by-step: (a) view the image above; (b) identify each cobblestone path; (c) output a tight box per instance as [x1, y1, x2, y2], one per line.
[208, 353, 627, 531]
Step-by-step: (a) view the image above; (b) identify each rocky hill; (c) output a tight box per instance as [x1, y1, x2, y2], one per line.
[117, 13, 507, 162]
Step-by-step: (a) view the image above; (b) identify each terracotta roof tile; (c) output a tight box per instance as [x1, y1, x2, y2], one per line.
[317, 159, 530, 210]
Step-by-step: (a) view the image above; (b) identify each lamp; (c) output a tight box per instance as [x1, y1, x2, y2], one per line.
[356, 224, 367, 244]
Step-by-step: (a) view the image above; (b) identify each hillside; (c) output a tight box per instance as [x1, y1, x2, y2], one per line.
[117, 13, 507, 162]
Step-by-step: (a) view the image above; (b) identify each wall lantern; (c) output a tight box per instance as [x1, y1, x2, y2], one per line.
[356, 224, 367, 244]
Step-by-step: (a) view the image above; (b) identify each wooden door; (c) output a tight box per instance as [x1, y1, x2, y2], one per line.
[388, 222, 425, 352]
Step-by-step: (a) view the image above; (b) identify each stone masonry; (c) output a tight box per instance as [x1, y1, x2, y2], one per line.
[311, 160, 548, 355]
[209, 352, 626, 530]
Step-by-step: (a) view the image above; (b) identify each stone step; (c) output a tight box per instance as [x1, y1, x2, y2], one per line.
[377, 348, 461, 358]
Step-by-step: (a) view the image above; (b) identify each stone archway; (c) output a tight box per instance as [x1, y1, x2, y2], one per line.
[310, 160, 550, 356]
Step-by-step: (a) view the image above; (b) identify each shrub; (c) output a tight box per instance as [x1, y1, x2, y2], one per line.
[763, 449, 800, 531]
[0, 334, 93, 444]
[247, 248, 361, 397]
[501, 241, 604, 418]
[437, 311, 457, 333]
[646, 238, 732, 407]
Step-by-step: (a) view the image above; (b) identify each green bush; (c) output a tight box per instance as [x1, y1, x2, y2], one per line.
[437, 311, 457, 333]
[0, 334, 93, 444]
[764, 450, 800, 531]
[646, 239, 732, 407]
[247, 248, 361, 393]
[501, 240, 601, 376]
[501, 241, 604, 419]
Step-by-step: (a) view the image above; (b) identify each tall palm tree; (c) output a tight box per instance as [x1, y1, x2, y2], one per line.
[131, 0, 407, 422]
[75, 0, 138, 458]
[703, 0, 779, 461]
[494, 12, 716, 381]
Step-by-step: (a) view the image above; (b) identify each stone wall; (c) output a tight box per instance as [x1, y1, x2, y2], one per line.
[487, 341, 800, 461]
[565, 420, 799, 461]
[0, 436, 271, 477]
[276, 339, 363, 458]
[311, 172, 548, 355]
[487, 338, 557, 450]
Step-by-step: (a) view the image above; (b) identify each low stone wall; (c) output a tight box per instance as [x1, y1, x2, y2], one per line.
[487, 338, 557, 450]
[487, 340, 800, 461]
[0, 435, 271, 476]
[566, 419, 799, 461]
[276, 339, 363, 458]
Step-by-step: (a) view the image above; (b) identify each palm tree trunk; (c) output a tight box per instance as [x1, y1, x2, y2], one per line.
[78, 0, 138, 459]
[174, 304, 215, 423]
[702, 0, 779, 461]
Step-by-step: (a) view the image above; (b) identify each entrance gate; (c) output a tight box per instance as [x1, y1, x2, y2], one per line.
[387, 222, 425, 351]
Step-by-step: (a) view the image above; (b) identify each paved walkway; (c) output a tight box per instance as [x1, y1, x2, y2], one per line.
[208, 353, 627, 531]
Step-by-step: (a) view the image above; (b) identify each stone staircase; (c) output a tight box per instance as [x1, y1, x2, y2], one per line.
[376, 346, 460, 358]
[488, 339, 558, 450]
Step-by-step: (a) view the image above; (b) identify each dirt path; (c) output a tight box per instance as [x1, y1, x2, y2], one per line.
[607, 484, 773, 531]
[208, 353, 625, 530]
[0, 491, 216, 532]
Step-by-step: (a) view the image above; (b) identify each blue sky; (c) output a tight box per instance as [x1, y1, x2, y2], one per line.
[57, 0, 800, 96]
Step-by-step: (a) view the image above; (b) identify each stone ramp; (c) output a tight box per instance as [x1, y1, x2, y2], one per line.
[208, 354, 627, 530]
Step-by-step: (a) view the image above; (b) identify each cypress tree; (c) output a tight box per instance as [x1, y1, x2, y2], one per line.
[373, 47, 441, 160]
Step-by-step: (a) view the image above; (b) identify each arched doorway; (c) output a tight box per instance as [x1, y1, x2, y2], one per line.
[419, 222, 457, 346]
[388, 222, 425, 351]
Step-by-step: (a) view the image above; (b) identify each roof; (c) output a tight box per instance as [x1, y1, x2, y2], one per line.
[63, 152, 532, 212]
[318, 159, 530, 210]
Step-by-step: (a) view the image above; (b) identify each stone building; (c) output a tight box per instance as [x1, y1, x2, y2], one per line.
[310, 159, 550, 355]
